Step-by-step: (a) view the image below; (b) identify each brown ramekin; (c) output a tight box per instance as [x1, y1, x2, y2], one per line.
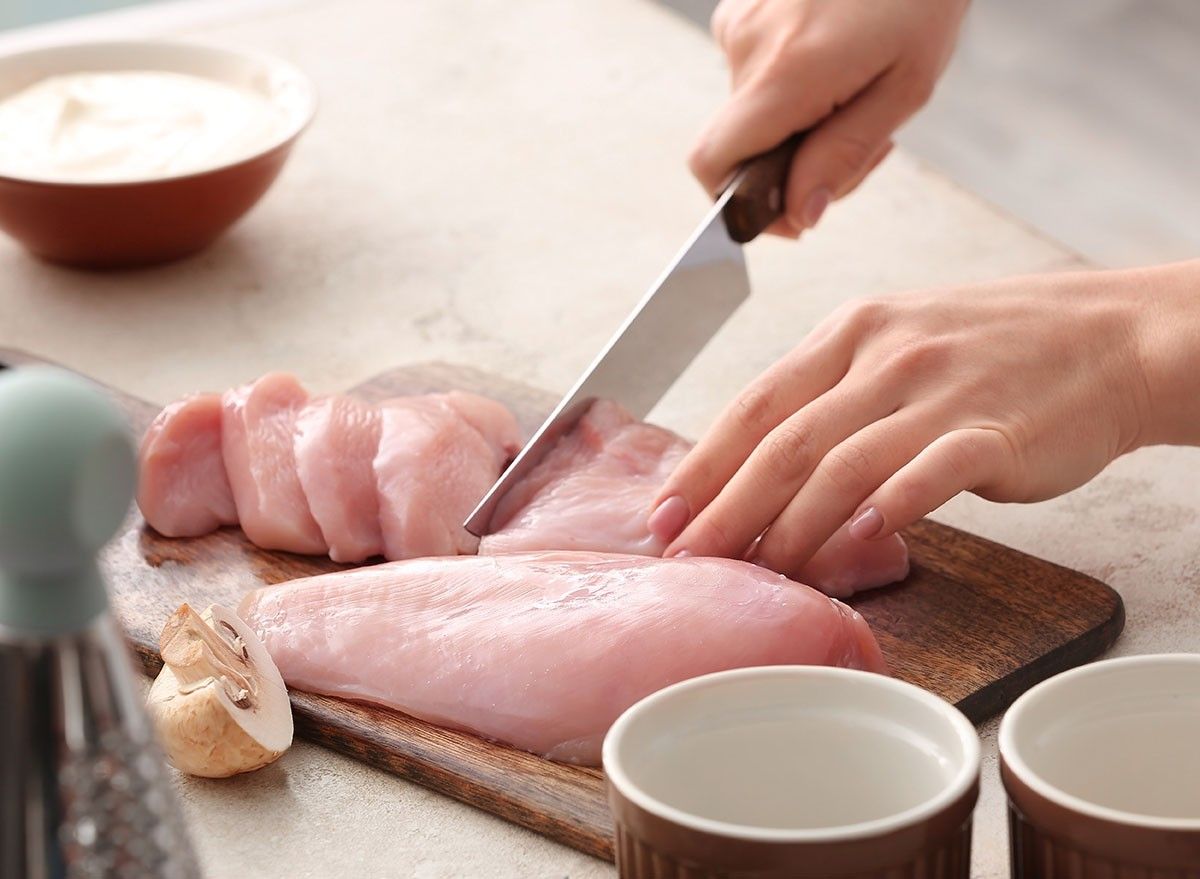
[0, 40, 315, 268]
[603, 666, 981, 878]
[1000, 654, 1200, 878]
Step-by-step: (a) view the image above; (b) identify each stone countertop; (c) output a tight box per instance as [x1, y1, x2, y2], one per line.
[3, 1, 1197, 876]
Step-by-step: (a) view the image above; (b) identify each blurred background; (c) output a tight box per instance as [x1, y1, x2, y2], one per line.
[8, 0, 1196, 268]
[2, 0, 165, 28]
[664, 0, 1200, 268]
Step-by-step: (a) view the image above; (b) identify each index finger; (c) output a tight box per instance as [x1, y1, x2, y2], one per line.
[647, 327, 852, 544]
[689, 66, 843, 198]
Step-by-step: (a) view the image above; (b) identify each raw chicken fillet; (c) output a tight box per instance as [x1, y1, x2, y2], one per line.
[240, 551, 888, 764]
[137, 374, 520, 561]
[222, 373, 327, 554]
[480, 400, 909, 597]
[375, 396, 514, 558]
[294, 395, 384, 562]
[136, 393, 237, 537]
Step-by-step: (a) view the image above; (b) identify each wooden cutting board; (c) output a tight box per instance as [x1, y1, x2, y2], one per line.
[0, 349, 1124, 862]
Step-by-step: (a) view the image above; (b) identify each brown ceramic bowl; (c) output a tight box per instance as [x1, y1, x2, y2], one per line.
[0, 40, 315, 268]
[1000, 654, 1200, 878]
[603, 666, 981, 878]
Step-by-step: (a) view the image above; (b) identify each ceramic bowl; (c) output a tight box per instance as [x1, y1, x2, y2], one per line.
[1000, 653, 1200, 877]
[0, 39, 315, 268]
[603, 666, 981, 878]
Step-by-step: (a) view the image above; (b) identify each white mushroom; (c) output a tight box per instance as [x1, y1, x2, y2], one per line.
[147, 603, 293, 777]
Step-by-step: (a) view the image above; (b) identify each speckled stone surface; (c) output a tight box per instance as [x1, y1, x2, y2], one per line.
[2, 1, 1197, 877]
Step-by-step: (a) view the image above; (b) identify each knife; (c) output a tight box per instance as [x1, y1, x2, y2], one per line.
[464, 134, 804, 537]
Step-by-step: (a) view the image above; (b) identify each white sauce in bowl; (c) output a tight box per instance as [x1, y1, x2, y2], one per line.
[0, 70, 290, 183]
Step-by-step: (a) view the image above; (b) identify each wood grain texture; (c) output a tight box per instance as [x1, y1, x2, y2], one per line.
[722, 133, 805, 243]
[0, 349, 1123, 862]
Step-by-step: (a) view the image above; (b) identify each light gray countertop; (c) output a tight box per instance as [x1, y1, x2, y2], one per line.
[2, 1, 1197, 876]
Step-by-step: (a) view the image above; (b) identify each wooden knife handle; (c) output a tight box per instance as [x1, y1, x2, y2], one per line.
[721, 132, 807, 244]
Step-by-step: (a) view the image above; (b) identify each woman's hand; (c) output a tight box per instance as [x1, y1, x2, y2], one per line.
[692, 0, 969, 236]
[646, 263, 1200, 577]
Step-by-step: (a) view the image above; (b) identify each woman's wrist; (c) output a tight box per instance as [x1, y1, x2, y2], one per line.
[1128, 260, 1200, 448]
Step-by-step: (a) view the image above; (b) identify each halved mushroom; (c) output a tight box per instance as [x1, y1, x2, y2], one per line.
[147, 603, 293, 777]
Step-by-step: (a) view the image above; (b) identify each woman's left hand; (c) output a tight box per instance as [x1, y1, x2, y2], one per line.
[646, 263, 1200, 577]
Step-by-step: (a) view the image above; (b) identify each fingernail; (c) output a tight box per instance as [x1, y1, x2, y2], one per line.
[670, 549, 693, 559]
[647, 495, 690, 543]
[848, 506, 883, 540]
[801, 187, 831, 228]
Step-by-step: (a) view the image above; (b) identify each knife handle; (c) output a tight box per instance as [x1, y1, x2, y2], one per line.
[721, 132, 807, 244]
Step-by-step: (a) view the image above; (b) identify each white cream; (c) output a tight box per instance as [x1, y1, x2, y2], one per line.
[0, 70, 289, 183]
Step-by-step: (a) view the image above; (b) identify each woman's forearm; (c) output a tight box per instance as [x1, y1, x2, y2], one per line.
[1132, 259, 1200, 448]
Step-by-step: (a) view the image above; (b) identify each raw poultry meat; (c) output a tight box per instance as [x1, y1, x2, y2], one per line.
[294, 395, 384, 562]
[222, 373, 328, 555]
[240, 551, 888, 764]
[440, 390, 525, 457]
[479, 400, 909, 597]
[483, 399, 686, 556]
[137, 375, 521, 562]
[137, 393, 237, 537]
[375, 395, 517, 559]
[787, 520, 911, 599]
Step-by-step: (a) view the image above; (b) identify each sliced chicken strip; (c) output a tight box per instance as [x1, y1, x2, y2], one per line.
[294, 395, 384, 563]
[374, 395, 511, 559]
[441, 390, 522, 460]
[137, 393, 237, 537]
[221, 373, 327, 554]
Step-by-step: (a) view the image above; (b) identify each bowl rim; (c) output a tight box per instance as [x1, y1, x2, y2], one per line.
[0, 37, 317, 188]
[601, 665, 981, 844]
[999, 652, 1200, 832]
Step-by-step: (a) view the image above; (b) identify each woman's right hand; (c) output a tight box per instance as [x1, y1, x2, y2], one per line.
[692, 0, 970, 236]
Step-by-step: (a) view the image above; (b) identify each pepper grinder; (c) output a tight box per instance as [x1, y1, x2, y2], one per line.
[0, 367, 201, 879]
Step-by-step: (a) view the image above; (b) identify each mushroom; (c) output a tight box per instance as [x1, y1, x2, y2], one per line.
[147, 603, 293, 777]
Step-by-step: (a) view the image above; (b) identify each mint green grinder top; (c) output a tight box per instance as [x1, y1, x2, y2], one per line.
[0, 366, 135, 637]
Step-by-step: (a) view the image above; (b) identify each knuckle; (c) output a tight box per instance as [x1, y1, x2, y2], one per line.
[757, 519, 813, 575]
[895, 65, 937, 107]
[822, 441, 875, 496]
[711, 0, 756, 48]
[945, 430, 1002, 484]
[729, 386, 776, 435]
[828, 133, 879, 180]
[687, 140, 714, 184]
[941, 442, 976, 483]
[892, 470, 934, 513]
[718, 10, 754, 54]
[748, 35, 806, 91]
[689, 512, 738, 554]
[760, 420, 816, 476]
[887, 337, 950, 376]
[838, 297, 892, 336]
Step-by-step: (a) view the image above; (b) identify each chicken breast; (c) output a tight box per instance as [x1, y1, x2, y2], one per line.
[374, 395, 515, 559]
[782, 520, 912, 599]
[221, 373, 327, 555]
[484, 400, 686, 556]
[294, 396, 384, 563]
[240, 551, 888, 764]
[137, 393, 237, 537]
[139, 375, 521, 561]
[479, 400, 909, 597]
[441, 390, 522, 460]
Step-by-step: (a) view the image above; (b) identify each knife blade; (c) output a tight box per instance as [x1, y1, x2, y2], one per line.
[464, 135, 803, 537]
